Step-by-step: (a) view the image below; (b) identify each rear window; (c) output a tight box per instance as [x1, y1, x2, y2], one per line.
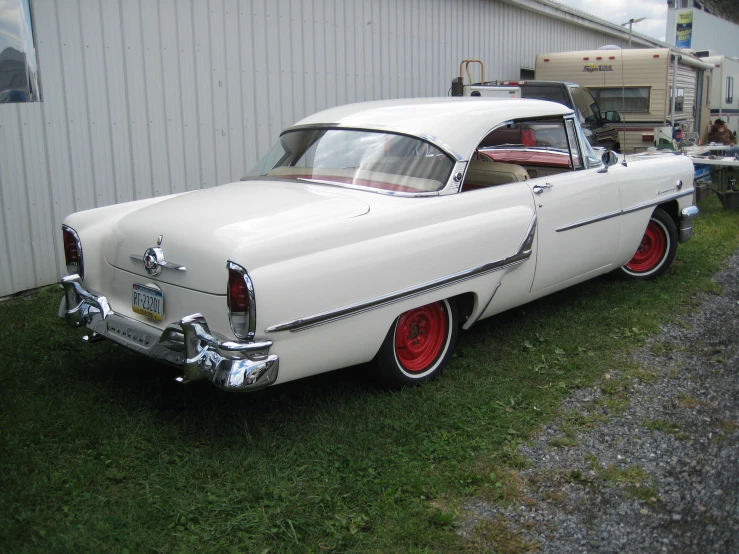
[520, 86, 570, 107]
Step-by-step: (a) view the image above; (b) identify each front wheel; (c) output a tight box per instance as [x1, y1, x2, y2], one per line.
[618, 207, 677, 280]
[372, 298, 458, 389]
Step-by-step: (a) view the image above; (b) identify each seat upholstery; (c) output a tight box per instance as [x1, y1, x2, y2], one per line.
[462, 159, 529, 191]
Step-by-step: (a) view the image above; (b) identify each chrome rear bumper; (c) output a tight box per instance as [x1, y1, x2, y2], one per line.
[59, 275, 278, 391]
[679, 205, 700, 243]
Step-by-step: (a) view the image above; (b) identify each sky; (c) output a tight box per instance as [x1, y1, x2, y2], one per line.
[554, 0, 669, 43]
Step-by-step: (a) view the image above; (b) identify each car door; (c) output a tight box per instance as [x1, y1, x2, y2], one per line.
[527, 117, 621, 294]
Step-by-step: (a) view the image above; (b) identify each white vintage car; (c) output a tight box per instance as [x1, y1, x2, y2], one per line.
[60, 98, 699, 391]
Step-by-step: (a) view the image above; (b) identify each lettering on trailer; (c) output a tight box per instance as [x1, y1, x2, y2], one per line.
[583, 64, 613, 73]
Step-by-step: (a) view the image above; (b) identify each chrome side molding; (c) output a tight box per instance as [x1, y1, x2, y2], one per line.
[266, 214, 537, 333]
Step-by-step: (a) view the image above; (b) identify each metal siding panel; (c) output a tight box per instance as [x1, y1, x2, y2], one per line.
[19, 106, 57, 287]
[175, 0, 201, 192]
[371, 0, 382, 99]
[57, 1, 97, 210]
[333, 0, 347, 107]
[278, 0, 295, 127]
[158, 0, 187, 193]
[79, 0, 115, 208]
[120, 0, 154, 199]
[139, 1, 172, 196]
[100, 0, 133, 204]
[224, 0, 245, 180]
[35, 0, 76, 277]
[0, 173, 13, 295]
[263, 0, 281, 141]
[192, 0, 217, 188]
[238, 0, 259, 169]
[343, 1, 356, 104]
[208, 0, 231, 186]
[323, 0, 338, 109]
[251, 0, 273, 159]
[0, 107, 34, 292]
[312, 0, 327, 112]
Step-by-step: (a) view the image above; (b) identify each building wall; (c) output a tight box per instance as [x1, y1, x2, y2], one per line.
[666, 8, 739, 57]
[0, 0, 649, 297]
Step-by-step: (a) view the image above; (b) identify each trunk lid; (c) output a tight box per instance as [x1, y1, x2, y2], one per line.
[105, 180, 369, 294]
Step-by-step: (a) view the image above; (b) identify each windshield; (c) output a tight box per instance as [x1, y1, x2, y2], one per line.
[249, 129, 455, 193]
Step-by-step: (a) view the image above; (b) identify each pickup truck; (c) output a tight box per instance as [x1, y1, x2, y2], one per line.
[457, 80, 622, 152]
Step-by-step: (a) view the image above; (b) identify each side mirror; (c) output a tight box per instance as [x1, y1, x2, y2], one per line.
[604, 111, 622, 123]
[602, 151, 618, 167]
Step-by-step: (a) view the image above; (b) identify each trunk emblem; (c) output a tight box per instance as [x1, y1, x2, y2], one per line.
[130, 246, 187, 275]
[144, 248, 163, 275]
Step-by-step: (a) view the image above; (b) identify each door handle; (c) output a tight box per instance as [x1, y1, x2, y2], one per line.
[533, 183, 554, 195]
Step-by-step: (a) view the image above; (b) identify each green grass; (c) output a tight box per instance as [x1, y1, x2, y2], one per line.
[1, 197, 737, 553]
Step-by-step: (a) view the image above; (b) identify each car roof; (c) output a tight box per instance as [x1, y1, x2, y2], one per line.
[289, 97, 574, 160]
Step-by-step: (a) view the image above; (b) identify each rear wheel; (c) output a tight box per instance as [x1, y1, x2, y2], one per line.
[619, 208, 677, 280]
[372, 298, 458, 388]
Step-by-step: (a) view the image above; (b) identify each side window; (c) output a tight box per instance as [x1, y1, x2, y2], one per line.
[591, 87, 650, 113]
[565, 120, 583, 170]
[462, 118, 574, 191]
[0, 0, 41, 103]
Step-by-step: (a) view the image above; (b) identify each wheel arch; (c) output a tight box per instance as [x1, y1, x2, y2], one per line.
[452, 291, 476, 328]
[657, 199, 679, 228]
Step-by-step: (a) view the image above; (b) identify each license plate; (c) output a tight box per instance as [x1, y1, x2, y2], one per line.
[132, 284, 163, 321]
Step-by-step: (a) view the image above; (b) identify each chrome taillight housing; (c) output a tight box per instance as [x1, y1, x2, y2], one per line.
[62, 225, 84, 279]
[227, 261, 256, 340]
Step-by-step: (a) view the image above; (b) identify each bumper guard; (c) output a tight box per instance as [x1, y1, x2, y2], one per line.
[679, 205, 700, 243]
[59, 275, 278, 391]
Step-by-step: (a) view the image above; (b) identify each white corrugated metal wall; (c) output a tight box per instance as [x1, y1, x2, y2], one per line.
[0, 0, 649, 297]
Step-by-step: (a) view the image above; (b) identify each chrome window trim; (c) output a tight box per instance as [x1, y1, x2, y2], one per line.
[265, 215, 536, 333]
[62, 225, 84, 279]
[227, 261, 257, 341]
[284, 124, 465, 162]
[556, 189, 695, 232]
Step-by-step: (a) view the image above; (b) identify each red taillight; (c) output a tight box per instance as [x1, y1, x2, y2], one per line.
[228, 268, 249, 313]
[521, 128, 536, 147]
[63, 228, 79, 264]
[62, 225, 83, 278]
[227, 262, 254, 340]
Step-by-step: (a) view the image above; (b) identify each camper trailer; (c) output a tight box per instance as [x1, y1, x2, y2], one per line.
[695, 52, 739, 139]
[535, 48, 714, 153]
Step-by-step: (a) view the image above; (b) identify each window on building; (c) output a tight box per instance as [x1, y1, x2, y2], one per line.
[727, 77, 734, 105]
[590, 87, 650, 113]
[0, 0, 41, 103]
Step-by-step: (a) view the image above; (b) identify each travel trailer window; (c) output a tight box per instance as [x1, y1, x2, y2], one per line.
[669, 88, 685, 113]
[591, 87, 650, 113]
[0, 0, 40, 103]
[727, 77, 734, 105]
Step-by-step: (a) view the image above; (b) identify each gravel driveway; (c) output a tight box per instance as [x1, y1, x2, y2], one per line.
[462, 251, 739, 553]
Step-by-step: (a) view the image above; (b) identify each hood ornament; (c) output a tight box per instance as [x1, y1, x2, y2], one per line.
[130, 241, 186, 275]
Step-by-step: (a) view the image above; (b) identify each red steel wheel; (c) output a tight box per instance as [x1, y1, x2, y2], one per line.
[619, 207, 677, 280]
[372, 298, 458, 388]
[625, 220, 667, 273]
[394, 302, 448, 372]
